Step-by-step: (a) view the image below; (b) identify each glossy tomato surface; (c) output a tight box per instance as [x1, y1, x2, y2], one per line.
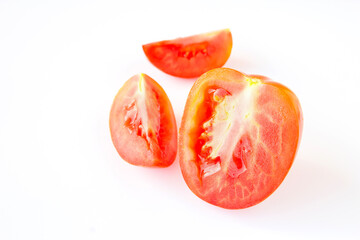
[143, 29, 232, 78]
[110, 73, 177, 167]
[179, 68, 303, 209]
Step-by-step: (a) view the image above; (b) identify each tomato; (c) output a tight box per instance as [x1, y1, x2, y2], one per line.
[142, 29, 232, 78]
[179, 68, 303, 209]
[109, 73, 177, 167]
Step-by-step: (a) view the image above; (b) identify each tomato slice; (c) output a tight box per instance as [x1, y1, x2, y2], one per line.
[179, 68, 303, 209]
[109, 73, 177, 167]
[142, 29, 232, 78]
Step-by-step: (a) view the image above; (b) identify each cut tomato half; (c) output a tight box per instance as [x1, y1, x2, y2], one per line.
[110, 73, 177, 167]
[143, 29, 232, 78]
[179, 68, 303, 209]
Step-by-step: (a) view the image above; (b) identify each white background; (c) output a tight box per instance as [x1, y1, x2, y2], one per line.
[1, 0, 360, 239]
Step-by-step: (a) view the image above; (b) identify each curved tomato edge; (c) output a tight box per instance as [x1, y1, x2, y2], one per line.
[109, 73, 178, 168]
[144, 73, 178, 167]
[179, 68, 303, 209]
[248, 73, 303, 151]
[179, 68, 247, 208]
[142, 29, 233, 78]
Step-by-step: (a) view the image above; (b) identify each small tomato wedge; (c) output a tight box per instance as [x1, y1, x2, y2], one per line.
[143, 29, 232, 78]
[179, 68, 303, 209]
[110, 73, 177, 167]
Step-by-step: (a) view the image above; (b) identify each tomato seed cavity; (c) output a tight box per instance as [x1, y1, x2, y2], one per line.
[123, 96, 159, 152]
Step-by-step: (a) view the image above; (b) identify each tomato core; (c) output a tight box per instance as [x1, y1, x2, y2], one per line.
[192, 86, 254, 180]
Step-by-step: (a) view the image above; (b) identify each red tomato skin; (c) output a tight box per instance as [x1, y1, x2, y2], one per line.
[143, 29, 232, 78]
[109, 74, 177, 167]
[179, 68, 303, 209]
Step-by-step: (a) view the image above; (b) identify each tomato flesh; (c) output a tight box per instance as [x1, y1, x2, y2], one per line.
[143, 29, 232, 78]
[179, 68, 303, 209]
[110, 73, 177, 167]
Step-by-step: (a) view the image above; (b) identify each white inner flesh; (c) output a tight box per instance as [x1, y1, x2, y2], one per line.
[136, 74, 149, 134]
[200, 83, 259, 177]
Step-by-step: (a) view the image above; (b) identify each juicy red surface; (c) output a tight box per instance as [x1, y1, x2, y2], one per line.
[110, 74, 177, 167]
[143, 29, 232, 78]
[179, 68, 303, 209]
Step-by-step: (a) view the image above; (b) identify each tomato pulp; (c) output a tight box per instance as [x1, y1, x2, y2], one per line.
[110, 73, 177, 167]
[179, 68, 303, 209]
[143, 29, 232, 78]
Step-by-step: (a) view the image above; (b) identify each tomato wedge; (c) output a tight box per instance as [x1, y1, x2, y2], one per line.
[179, 68, 303, 209]
[109, 73, 177, 167]
[142, 29, 232, 78]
